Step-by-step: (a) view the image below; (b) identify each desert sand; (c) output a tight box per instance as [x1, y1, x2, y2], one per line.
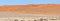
[0, 4, 60, 16]
[0, 4, 60, 21]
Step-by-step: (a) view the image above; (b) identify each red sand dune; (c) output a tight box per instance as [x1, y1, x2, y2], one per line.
[0, 4, 60, 16]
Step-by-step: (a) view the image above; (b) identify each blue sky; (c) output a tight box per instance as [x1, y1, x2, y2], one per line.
[0, 0, 60, 5]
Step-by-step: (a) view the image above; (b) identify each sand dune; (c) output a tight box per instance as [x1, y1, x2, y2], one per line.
[0, 4, 60, 16]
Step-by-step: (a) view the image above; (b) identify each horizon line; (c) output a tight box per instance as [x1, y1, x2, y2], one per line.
[0, 4, 60, 6]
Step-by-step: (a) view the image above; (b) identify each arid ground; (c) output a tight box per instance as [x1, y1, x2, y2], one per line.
[0, 4, 60, 21]
[0, 4, 60, 16]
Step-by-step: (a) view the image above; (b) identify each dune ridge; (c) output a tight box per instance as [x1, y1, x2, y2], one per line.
[0, 4, 60, 16]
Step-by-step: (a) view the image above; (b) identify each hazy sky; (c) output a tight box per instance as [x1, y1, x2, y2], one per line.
[0, 0, 60, 5]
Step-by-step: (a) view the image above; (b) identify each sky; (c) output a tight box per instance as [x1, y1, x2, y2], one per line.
[0, 0, 60, 5]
